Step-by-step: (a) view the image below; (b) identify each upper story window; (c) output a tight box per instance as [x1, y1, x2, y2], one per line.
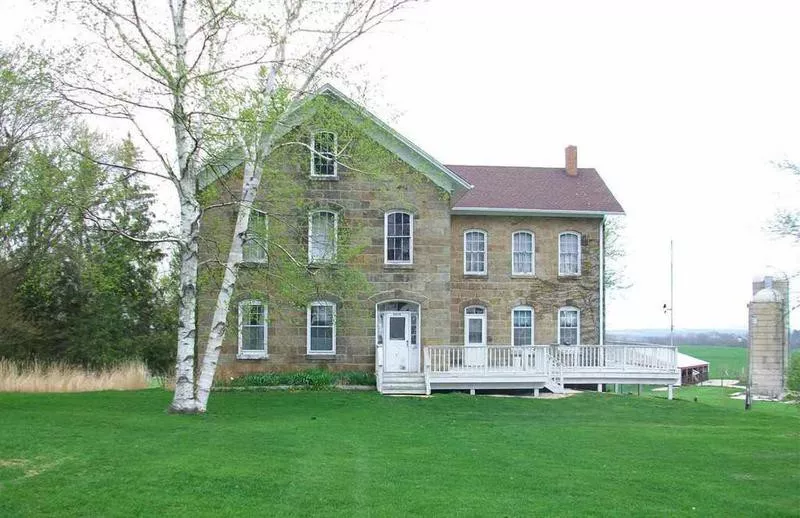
[559, 232, 581, 276]
[385, 211, 413, 264]
[311, 131, 337, 177]
[307, 301, 336, 354]
[242, 210, 268, 263]
[512, 306, 533, 346]
[238, 300, 267, 359]
[308, 210, 337, 264]
[464, 230, 487, 275]
[558, 306, 580, 345]
[512, 231, 534, 275]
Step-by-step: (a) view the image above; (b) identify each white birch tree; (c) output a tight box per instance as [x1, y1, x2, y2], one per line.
[46, 0, 416, 412]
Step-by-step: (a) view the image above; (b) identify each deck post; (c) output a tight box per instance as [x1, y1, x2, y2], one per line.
[534, 388, 540, 398]
[597, 383, 602, 393]
[667, 384, 673, 400]
[470, 388, 475, 396]
[637, 384, 641, 396]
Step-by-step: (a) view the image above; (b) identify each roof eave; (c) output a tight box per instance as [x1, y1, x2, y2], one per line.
[450, 207, 625, 217]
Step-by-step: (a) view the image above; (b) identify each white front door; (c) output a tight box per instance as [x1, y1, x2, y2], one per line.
[464, 313, 487, 366]
[384, 312, 411, 372]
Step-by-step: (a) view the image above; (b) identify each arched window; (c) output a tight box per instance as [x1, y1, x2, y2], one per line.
[464, 230, 487, 274]
[559, 232, 581, 275]
[308, 210, 337, 263]
[558, 306, 580, 345]
[238, 300, 267, 358]
[512, 306, 534, 346]
[512, 231, 534, 275]
[310, 131, 337, 177]
[307, 301, 336, 354]
[385, 211, 413, 264]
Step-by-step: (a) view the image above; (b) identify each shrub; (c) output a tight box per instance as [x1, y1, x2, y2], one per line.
[221, 369, 375, 389]
[787, 353, 800, 392]
[337, 371, 376, 386]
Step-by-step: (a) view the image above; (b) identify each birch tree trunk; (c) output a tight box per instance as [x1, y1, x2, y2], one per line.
[196, 158, 264, 410]
[168, 1, 201, 413]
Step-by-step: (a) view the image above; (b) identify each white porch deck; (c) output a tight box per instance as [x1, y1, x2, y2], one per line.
[418, 344, 680, 395]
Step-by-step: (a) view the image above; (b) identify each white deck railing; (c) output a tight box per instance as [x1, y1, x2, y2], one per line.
[424, 344, 677, 378]
[425, 345, 550, 376]
[552, 344, 676, 372]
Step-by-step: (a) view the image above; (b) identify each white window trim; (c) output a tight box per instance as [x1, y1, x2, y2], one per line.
[310, 131, 338, 178]
[242, 209, 268, 264]
[558, 231, 582, 276]
[511, 231, 535, 276]
[307, 210, 338, 264]
[511, 306, 534, 346]
[237, 300, 268, 359]
[307, 300, 336, 355]
[463, 229, 487, 275]
[384, 211, 414, 265]
[464, 306, 487, 346]
[557, 306, 581, 346]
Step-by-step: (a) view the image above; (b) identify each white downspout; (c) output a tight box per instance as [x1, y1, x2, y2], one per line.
[599, 216, 605, 345]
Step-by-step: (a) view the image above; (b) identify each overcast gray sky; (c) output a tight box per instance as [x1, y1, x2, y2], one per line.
[346, 0, 800, 331]
[3, 0, 799, 331]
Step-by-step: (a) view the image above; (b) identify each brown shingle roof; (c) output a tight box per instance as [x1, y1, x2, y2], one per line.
[446, 165, 624, 215]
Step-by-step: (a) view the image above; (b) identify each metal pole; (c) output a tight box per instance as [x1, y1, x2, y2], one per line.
[670, 239, 674, 349]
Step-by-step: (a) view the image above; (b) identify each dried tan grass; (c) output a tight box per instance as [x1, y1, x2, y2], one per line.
[0, 360, 151, 392]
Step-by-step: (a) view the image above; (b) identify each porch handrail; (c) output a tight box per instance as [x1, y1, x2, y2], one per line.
[424, 344, 677, 376]
[375, 343, 383, 390]
[551, 344, 676, 371]
[425, 345, 550, 375]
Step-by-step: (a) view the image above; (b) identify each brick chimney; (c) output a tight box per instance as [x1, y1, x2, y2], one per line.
[565, 145, 578, 176]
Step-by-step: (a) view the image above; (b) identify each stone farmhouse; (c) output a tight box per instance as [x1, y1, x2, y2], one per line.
[199, 85, 680, 395]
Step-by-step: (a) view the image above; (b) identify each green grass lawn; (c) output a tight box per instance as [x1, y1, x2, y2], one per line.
[1, 390, 797, 517]
[678, 345, 748, 379]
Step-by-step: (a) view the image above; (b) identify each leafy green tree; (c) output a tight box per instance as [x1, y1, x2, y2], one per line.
[0, 47, 176, 373]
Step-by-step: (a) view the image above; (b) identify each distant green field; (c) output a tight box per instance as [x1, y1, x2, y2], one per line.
[678, 345, 747, 379]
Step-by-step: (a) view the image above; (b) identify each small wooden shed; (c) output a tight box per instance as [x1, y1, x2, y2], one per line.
[677, 352, 709, 385]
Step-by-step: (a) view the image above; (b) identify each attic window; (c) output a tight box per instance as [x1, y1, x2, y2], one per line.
[311, 131, 337, 177]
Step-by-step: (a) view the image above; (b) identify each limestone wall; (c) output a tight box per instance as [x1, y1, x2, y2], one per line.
[449, 215, 602, 345]
[198, 139, 453, 375]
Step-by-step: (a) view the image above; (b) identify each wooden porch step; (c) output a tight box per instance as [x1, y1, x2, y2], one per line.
[380, 372, 427, 395]
[381, 385, 427, 395]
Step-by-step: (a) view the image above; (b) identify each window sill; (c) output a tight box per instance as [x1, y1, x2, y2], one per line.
[306, 353, 336, 360]
[240, 261, 268, 267]
[309, 175, 339, 181]
[558, 273, 581, 279]
[308, 261, 338, 268]
[463, 272, 487, 278]
[383, 263, 414, 270]
[237, 353, 269, 360]
[511, 273, 536, 278]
